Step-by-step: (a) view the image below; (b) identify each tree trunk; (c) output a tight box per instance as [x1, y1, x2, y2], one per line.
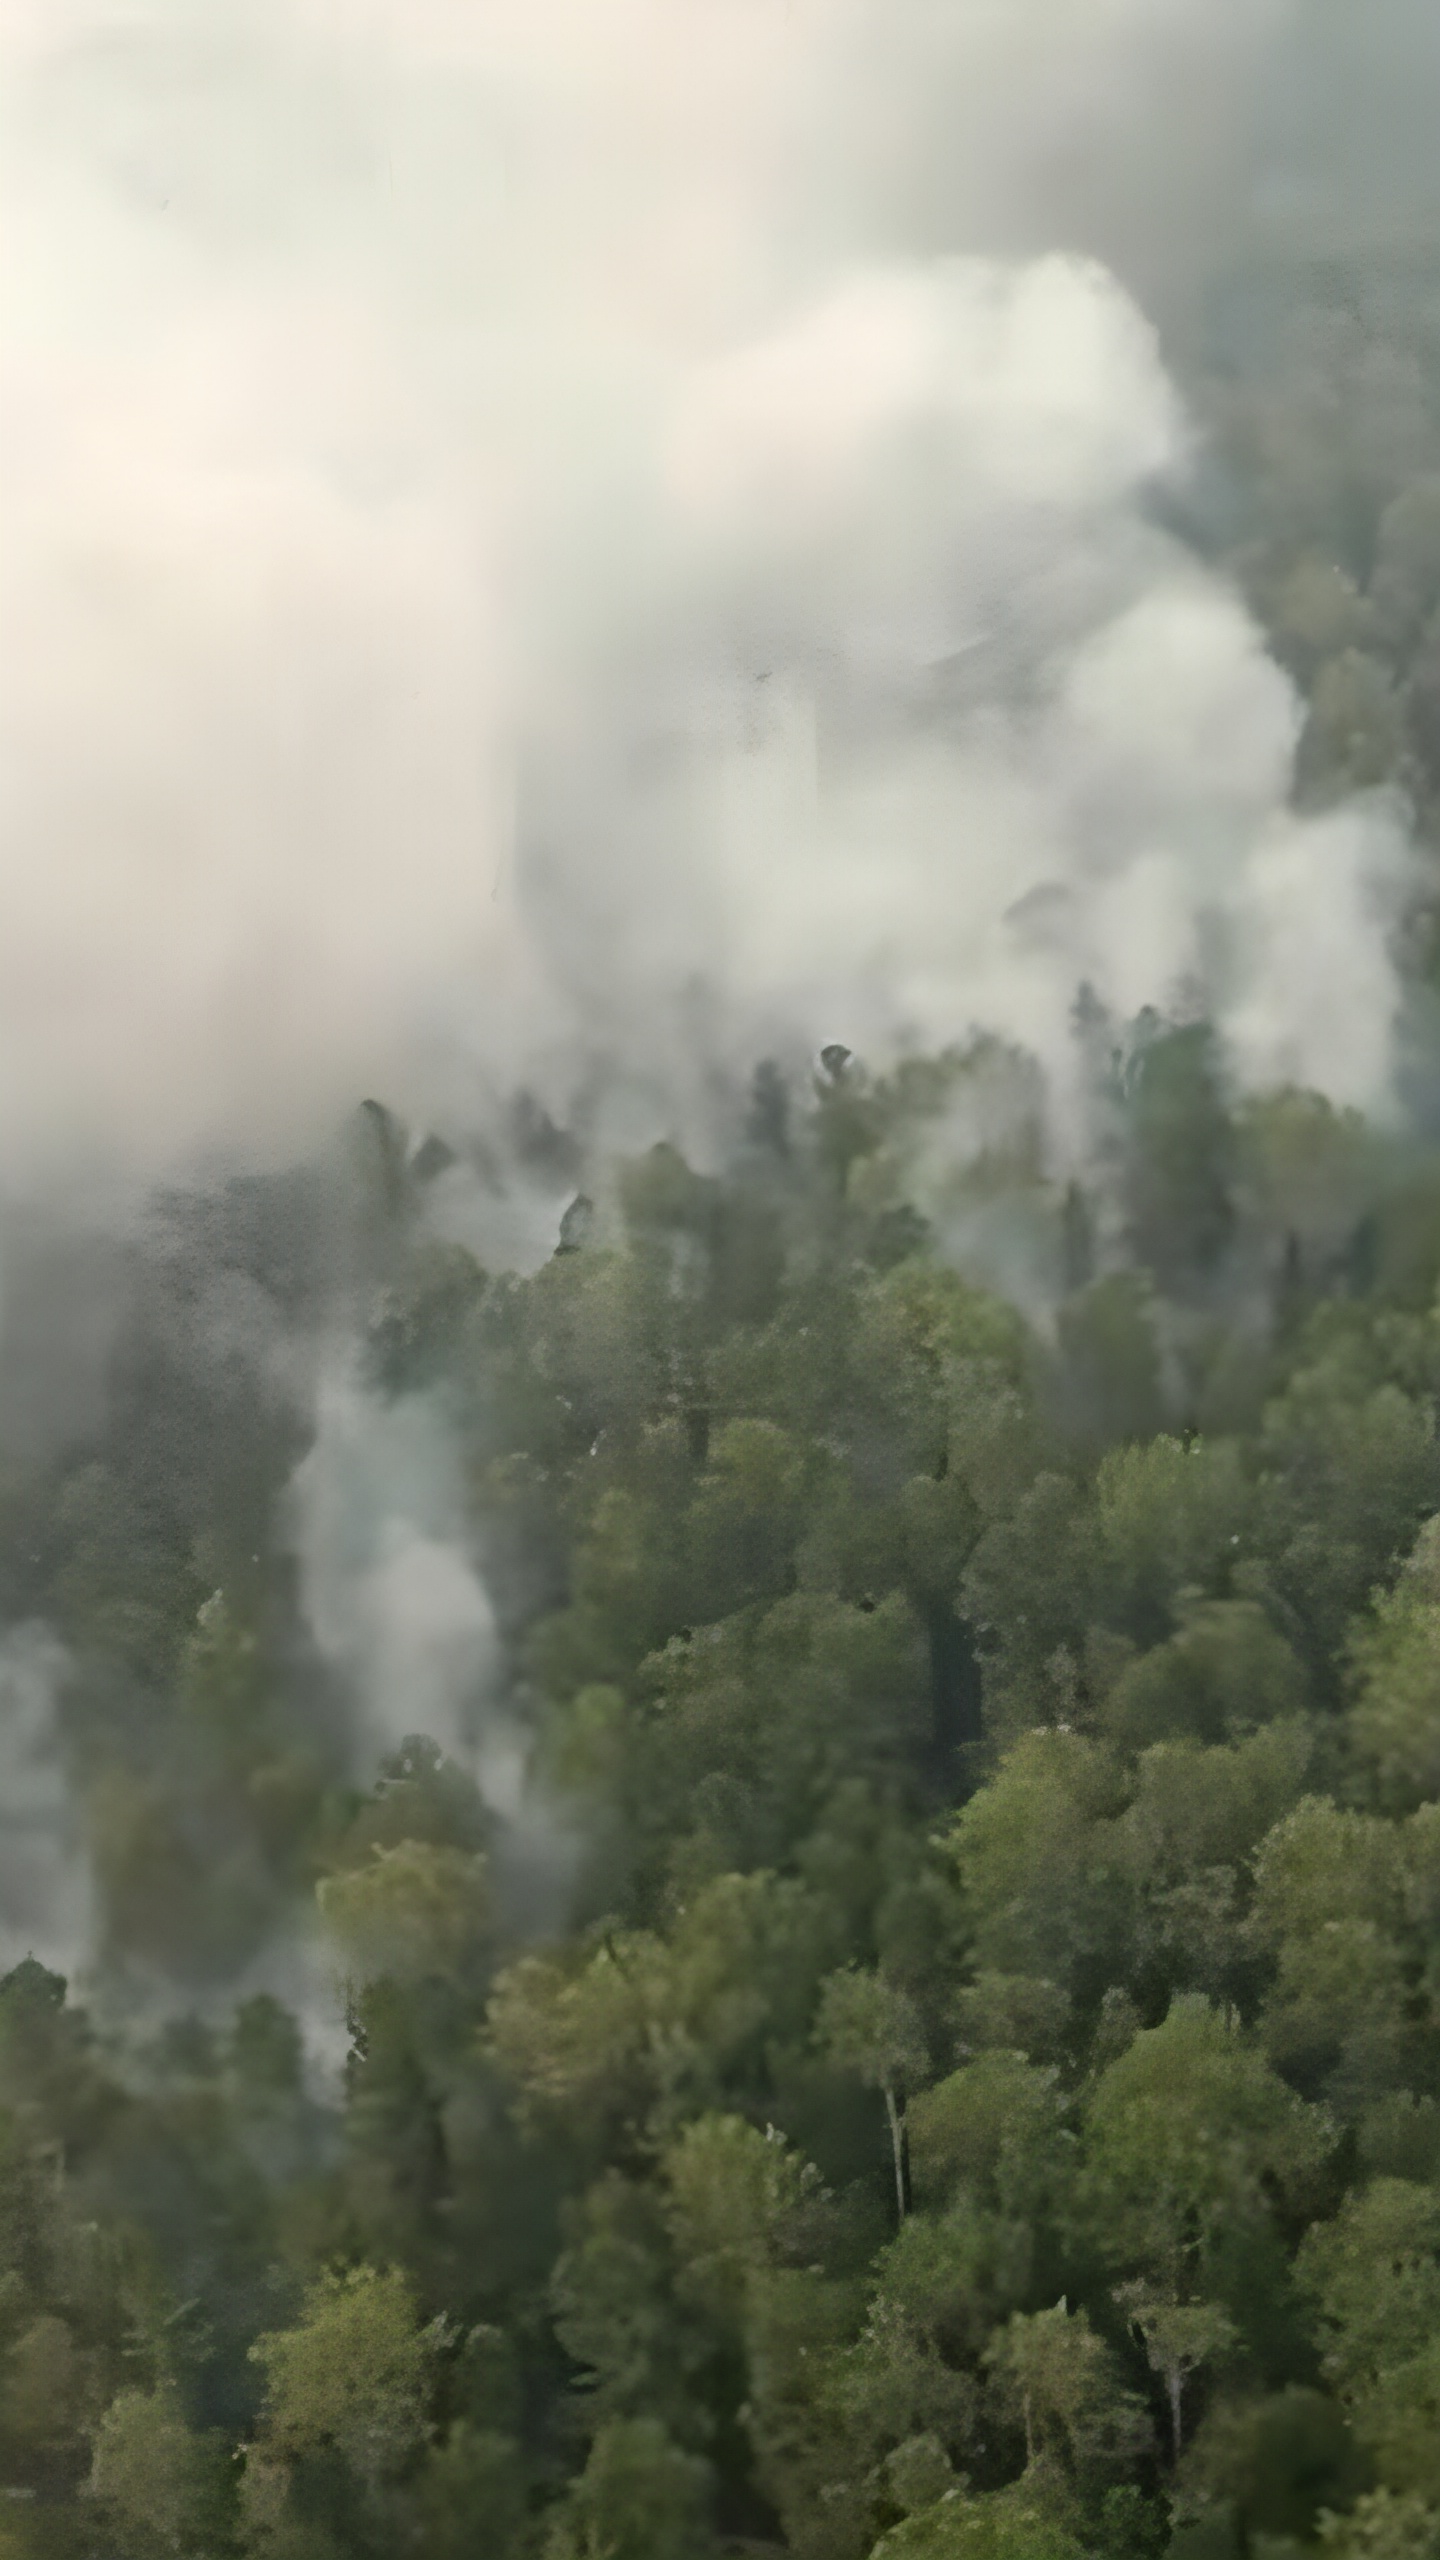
[1167, 2364, 1184, 2464]
[883, 2081, 907, 2224]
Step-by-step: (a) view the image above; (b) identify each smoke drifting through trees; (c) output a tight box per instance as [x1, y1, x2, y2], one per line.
[7, 5, 1440, 2557]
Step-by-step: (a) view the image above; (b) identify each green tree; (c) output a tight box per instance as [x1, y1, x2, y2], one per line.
[248, 2265, 432, 2493]
[87, 2387, 230, 2557]
[317, 1840, 492, 1990]
[1081, 1998, 1332, 2287]
[1100, 1601, 1306, 1753]
[1180, 2386, 1370, 2543]
[545, 2417, 714, 2560]
[871, 2484, 1088, 2560]
[1349, 1517, 1440, 1810]
[663, 2113, 819, 2329]
[944, 1733, 1129, 2006]
[549, 2172, 703, 2443]
[1113, 2284, 1237, 2462]
[1318, 2490, 1440, 2560]
[818, 1969, 930, 2223]
[415, 2421, 526, 2560]
[1249, 1801, 1413, 2105]
[1121, 1023, 1236, 1290]
[1298, 2182, 1440, 2499]
[486, 1940, 658, 2143]
[906, 2053, 1073, 2229]
[984, 2304, 1151, 2497]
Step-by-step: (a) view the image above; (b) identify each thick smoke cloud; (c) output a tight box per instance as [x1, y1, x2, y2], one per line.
[0, 0, 1433, 1187]
[533, 258, 1413, 1121]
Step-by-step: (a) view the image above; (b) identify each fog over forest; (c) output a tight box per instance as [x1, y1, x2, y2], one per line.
[4, 5, 1440, 2557]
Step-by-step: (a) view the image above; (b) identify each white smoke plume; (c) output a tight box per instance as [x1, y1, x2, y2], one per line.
[288, 1366, 498, 1772]
[289, 1363, 568, 1908]
[1, 0, 1434, 1188]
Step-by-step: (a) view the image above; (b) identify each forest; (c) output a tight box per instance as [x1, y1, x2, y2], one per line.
[5, 204, 1440, 2560]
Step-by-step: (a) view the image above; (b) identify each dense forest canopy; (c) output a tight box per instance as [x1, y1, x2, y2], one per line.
[9, 470, 1440, 2549]
[10, 10, 1440, 2560]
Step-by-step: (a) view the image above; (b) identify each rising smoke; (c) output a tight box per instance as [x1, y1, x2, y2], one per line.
[2, 0, 1434, 1191]
[289, 1365, 498, 1773]
[4, 1, 1440, 1988]
[0, 1626, 92, 1978]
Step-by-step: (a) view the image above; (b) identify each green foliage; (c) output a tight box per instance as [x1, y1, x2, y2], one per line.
[906, 2055, 1072, 2226]
[87, 2386, 230, 2557]
[549, 2171, 703, 2439]
[249, 2264, 431, 2489]
[1121, 1023, 1236, 1289]
[10, 1001, 1440, 2552]
[1320, 2493, 1440, 2560]
[945, 1733, 1129, 1999]
[1082, 1999, 1333, 2281]
[1349, 1519, 1440, 1809]
[1298, 2184, 1440, 2497]
[317, 1841, 492, 1989]
[873, 2205, 1032, 2365]
[817, 1972, 930, 2100]
[415, 2420, 526, 2560]
[1113, 2284, 1238, 2459]
[984, 2301, 1152, 2496]
[1180, 2385, 1370, 2541]
[1100, 1602, 1306, 1753]
[664, 2114, 820, 2325]
[872, 2483, 1089, 2560]
[545, 2417, 715, 2560]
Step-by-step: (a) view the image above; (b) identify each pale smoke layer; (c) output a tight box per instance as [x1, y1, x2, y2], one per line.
[287, 1367, 576, 2031]
[0, 0, 1432, 1188]
[535, 262, 1413, 1126]
[288, 1370, 498, 1772]
[0, 1626, 92, 1978]
[290, 1366, 557, 1845]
